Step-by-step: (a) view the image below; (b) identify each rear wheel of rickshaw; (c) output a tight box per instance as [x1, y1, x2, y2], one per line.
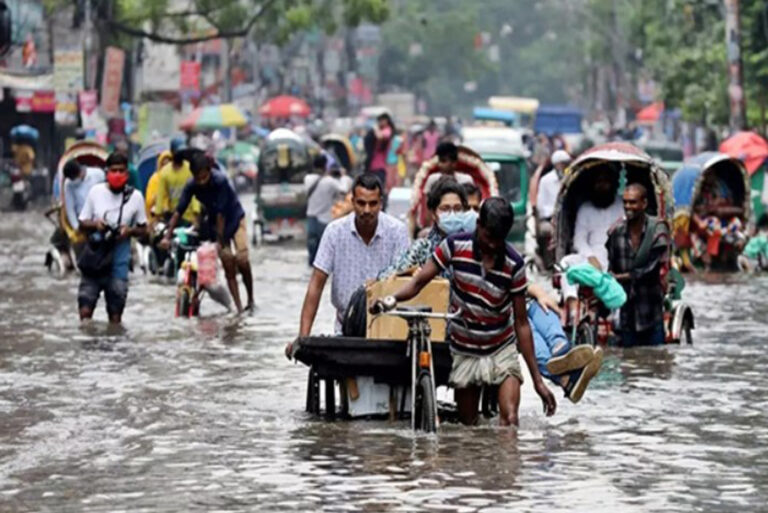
[413, 374, 437, 432]
[575, 321, 596, 347]
[681, 317, 693, 345]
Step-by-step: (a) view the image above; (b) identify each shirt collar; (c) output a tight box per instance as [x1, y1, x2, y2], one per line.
[349, 212, 382, 242]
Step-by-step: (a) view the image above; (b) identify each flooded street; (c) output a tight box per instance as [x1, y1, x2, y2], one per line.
[1, 207, 767, 512]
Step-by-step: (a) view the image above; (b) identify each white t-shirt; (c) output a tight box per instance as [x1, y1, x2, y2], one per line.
[536, 170, 562, 219]
[79, 183, 147, 229]
[572, 196, 624, 269]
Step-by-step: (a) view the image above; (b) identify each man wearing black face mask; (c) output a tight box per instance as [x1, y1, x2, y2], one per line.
[77, 152, 147, 324]
[559, 168, 624, 323]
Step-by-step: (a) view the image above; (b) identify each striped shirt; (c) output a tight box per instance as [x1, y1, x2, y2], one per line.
[432, 233, 527, 356]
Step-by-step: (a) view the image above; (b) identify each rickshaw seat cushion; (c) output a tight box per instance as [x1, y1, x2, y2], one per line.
[566, 264, 627, 309]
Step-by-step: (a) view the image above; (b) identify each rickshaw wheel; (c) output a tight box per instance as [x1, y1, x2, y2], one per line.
[681, 317, 693, 345]
[575, 321, 596, 347]
[414, 374, 437, 432]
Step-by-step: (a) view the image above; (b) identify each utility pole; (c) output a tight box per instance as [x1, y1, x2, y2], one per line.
[83, 0, 92, 90]
[725, 0, 746, 131]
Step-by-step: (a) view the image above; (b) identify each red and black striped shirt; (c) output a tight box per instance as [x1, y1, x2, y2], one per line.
[432, 233, 527, 356]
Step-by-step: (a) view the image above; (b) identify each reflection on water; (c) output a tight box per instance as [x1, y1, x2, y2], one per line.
[1, 209, 767, 512]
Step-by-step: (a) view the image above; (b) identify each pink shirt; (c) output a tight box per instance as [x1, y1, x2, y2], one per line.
[370, 127, 391, 170]
[422, 130, 440, 159]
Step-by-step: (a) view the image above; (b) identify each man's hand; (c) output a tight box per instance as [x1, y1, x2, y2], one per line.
[534, 378, 557, 416]
[369, 295, 396, 315]
[528, 283, 562, 315]
[285, 337, 298, 360]
[158, 237, 171, 251]
[95, 220, 107, 233]
[118, 225, 131, 240]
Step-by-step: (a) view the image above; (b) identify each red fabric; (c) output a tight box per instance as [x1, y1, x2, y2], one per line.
[636, 102, 664, 122]
[258, 95, 311, 118]
[719, 131, 768, 176]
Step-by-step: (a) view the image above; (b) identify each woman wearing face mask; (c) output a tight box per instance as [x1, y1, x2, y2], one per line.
[378, 177, 475, 279]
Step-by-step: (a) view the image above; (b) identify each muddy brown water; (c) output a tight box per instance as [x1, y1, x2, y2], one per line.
[1, 207, 767, 512]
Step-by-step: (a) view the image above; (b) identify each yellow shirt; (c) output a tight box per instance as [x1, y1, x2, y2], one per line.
[155, 161, 201, 224]
[145, 171, 164, 220]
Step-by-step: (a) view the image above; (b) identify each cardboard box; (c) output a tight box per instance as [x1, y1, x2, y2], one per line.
[366, 277, 449, 342]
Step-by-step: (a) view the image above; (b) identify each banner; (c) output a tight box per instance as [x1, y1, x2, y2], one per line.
[179, 60, 201, 92]
[14, 89, 55, 113]
[100, 46, 125, 115]
[53, 49, 83, 92]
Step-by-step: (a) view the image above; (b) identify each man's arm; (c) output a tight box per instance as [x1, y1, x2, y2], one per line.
[215, 213, 226, 246]
[299, 269, 329, 337]
[513, 294, 556, 416]
[391, 259, 441, 303]
[64, 184, 79, 230]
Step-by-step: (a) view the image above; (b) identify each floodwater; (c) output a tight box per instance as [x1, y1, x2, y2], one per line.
[1, 207, 767, 512]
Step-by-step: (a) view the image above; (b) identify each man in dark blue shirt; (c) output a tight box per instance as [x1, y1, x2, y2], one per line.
[161, 151, 253, 313]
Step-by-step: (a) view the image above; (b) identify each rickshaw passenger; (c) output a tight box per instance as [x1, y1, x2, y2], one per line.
[63, 159, 105, 231]
[536, 150, 571, 268]
[145, 150, 173, 222]
[690, 172, 746, 266]
[561, 168, 624, 321]
[380, 179, 604, 404]
[423, 142, 475, 196]
[463, 182, 482, 212]
[373, 198, 557, 427]
[607, 183, 670, 346]
[155, 141, 202, 225]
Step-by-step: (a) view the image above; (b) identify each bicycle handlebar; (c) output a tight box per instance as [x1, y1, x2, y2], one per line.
[382, 308, 462, 321]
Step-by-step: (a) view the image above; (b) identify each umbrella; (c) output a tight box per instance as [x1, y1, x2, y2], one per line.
[259, 95, 311, 118]
[179, 104, 248, 131]
[719, 131, 768, 176]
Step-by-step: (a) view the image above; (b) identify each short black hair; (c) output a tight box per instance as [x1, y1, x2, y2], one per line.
[436, 142, 458, 161]
[63, 159, 82, 180]
[757, 213, 768, 230]
[479, 197, 514, 240]
[313, 153, 328, 170]
[188, 150, 211, 176]
[105, 152, 129, 169]
[462, 182, 481, 199]
[353, 173, 383, 197]
[626, 182, 648, 201]
[427, 176, 468, 211]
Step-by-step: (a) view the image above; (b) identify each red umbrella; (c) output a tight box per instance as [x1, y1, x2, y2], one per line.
[636, 101, 664, 123]
[719, 131, 768, 176]
[258, 95, 311, 118]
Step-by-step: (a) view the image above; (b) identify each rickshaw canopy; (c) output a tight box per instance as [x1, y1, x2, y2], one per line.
[137, 140, 168, 193]
[672, 152, 749, 214]
[554, 142, 672, 262]
[719, 131, 768, 176]
[320, 133, 357, 170]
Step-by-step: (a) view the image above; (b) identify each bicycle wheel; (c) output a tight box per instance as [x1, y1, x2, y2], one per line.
[413, 373, 437, 433]
[575, 321, 596, 347]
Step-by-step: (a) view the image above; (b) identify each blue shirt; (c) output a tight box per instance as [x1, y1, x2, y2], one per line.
[176, 171, 244, 242]
[64, 167, 105, 229]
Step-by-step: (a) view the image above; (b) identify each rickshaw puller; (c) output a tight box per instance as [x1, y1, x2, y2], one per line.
[606, 183, 671, 346]
[373, 198, 557, 427]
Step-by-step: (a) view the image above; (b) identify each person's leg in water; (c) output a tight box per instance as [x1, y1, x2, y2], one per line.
[220, 250, 243, 313]
[231, 220, 254, 310]
[455, 386, 481, 426]
[78, 275, 102, 322]
[497, 376, 522, 427]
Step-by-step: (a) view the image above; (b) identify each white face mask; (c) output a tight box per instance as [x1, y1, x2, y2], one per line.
[437, 210, 478, 235]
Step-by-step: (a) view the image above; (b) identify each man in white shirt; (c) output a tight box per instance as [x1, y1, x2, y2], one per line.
[304, 154, 348, 265]
[560, 168, 624, 321]
[535, 150, 571, 268]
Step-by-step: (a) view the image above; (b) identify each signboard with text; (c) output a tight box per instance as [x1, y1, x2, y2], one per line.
[100, 47, 125, 115]
[180, 60, 201, 92]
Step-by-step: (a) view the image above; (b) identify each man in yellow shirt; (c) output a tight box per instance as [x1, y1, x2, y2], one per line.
[145, 150, 172, 222]
[155, 143, 201, 225]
